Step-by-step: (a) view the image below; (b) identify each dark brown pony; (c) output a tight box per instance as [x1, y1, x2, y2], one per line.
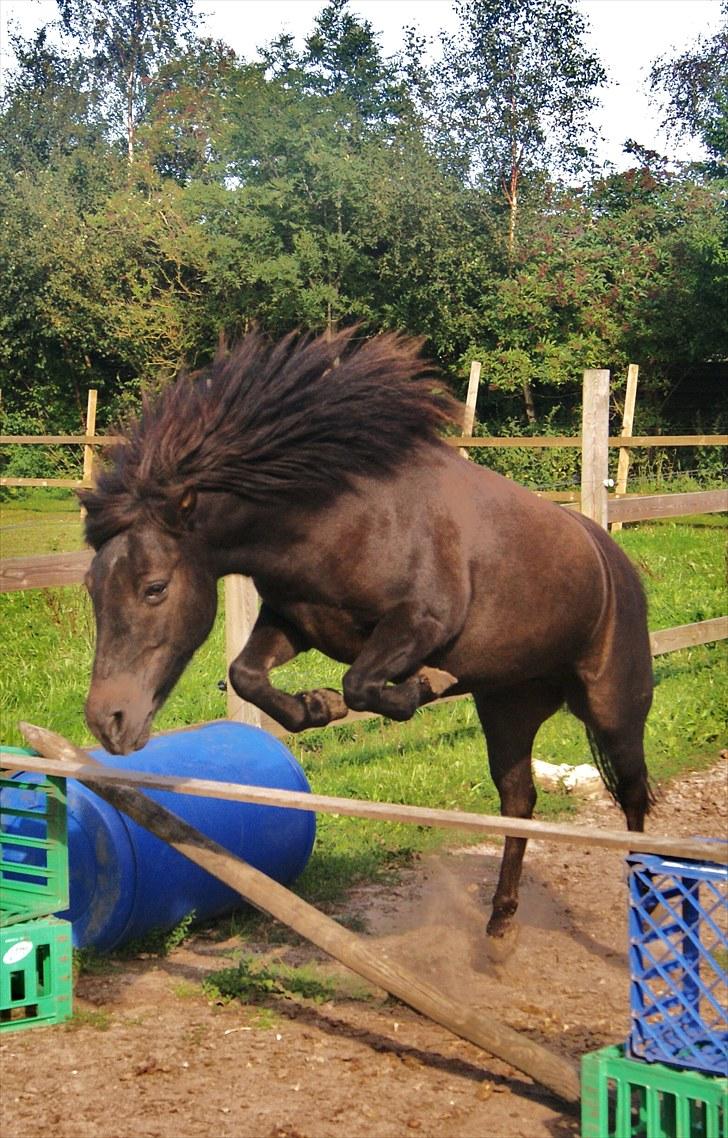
[80, 328, 653, 940]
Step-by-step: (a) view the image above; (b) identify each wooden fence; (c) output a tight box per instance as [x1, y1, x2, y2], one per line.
[1, 370, 726, 730]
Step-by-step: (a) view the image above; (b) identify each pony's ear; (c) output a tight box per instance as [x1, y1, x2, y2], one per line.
[164, 485, 197, 531]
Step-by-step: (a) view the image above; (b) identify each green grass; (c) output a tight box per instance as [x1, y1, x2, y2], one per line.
[1, 492, 86, 556]
[1, 500, 725, 909]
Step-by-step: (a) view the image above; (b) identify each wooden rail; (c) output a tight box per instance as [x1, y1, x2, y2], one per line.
[4, 433, 726, 449]
[454, 434, 728, 449]
[1, 552, 725, 660]
[4, 429, 724, 492]
[0, 478, 86, 489]
[0, 550, 92, 590]
[608, 489, 728, 523]
[650, 617, 728, 656]
[0, 434, 122, 446]
[3, 746, 725, 867]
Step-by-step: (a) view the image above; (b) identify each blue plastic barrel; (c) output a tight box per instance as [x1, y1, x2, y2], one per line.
[4, 722, 316, 951]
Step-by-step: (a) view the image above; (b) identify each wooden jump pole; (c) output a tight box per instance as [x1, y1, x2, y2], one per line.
[3, 746, 724, 866]
[17, 721, 580, 1105]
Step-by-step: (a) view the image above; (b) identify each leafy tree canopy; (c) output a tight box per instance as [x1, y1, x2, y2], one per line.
[650, 0, 728, 173]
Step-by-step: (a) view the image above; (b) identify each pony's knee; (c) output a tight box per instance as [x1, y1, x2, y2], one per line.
[342, 671, 376, 712]
[228, 657, 259, 699]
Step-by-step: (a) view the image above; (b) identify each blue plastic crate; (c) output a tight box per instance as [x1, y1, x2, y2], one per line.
[627, 849, 727, 1078]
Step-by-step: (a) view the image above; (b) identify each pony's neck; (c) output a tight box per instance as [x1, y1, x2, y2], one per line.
[194, 490, 300, 579]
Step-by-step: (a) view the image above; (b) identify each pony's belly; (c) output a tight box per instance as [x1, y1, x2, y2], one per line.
[437, 612, 594, 689]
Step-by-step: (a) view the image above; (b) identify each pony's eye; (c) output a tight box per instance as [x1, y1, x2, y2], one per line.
[144, 581, 168, 603]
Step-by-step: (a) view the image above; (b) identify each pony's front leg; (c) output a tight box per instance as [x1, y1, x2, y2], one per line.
[228, 606, 348, 732]
[342, 604, 458, 720]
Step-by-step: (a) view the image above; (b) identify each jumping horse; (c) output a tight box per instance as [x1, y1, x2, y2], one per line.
[81, 328, 654, 941]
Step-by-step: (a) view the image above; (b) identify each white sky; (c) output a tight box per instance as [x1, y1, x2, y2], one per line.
[0, 0, 723, 168]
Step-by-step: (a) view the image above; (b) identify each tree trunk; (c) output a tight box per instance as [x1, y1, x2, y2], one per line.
[505, 162, 537, 424]
[126, 73, 135, 163]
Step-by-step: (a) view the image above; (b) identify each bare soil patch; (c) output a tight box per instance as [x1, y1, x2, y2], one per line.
[1, 759, 725, 1138]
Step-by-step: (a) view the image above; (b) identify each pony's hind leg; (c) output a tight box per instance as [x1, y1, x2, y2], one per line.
[566, 671, 653, 833]
[474, 680, 563, 943]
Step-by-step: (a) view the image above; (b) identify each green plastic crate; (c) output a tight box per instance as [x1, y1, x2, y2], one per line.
[582, 1045, 728, 1138]
[0, 916, 73, 1032]
[0, 749, 69, 925]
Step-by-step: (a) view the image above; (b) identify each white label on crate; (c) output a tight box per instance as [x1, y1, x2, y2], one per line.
[3, 940, 33, 965]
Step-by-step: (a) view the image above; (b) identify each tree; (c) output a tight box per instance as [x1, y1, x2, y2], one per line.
[650, 1, 728, 174]
[229, 2, 415, 336]
[137, 37, 237, 183]
[420, 0, 606, 419]
[0, 27, 109, 179]
[260, 0, 406, 127]
[57, 0, 200, 162]
[461, 164, 728, 427]
[431, 0, 605, 252]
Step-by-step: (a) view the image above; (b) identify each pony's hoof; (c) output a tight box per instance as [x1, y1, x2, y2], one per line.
[300, 688, 348, 726]
[418, 666, 459, 698]
[484, 922, 520, 962]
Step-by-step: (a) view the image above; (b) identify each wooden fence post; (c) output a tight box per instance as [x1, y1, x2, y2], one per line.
[580, 369, 611, 528]
[224, 575, 262, 727]
[611, 363, 639, 534]
[459, 360, 481, 459]
[83, 389, 98, 486]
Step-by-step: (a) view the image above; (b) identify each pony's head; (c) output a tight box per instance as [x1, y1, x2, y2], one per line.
[82, 488, 217, 754]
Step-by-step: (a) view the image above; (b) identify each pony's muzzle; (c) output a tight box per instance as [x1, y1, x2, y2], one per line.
[85, 678, 154, 755]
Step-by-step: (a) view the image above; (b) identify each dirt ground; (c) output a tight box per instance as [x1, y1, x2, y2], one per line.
[1, 757, 726, 1138]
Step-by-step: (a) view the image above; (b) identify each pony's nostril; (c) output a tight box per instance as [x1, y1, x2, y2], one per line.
[108, 710, 125, 741]
[103, 705, 126, 751]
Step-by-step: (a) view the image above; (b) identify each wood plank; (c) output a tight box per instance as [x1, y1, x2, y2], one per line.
[0, 435, 122, 445]
[3, 432, 724, 449]
[82, 390, 98, 486]
[0, 478, 85, 489]
[452, 436, 582, 448]
[458, 360, 481, 459]
[224, 575, 262, 727]
[16, 722, 581, 1104]
[581, 369, 610, 529]
[2, 745, 725, 866]
[611, 364, 639, 534]
[0, 550, 92, 591]
[612, 434, 728, 447]
[650, 617, 728, 656]
[453, 434, 728, 449]
[608, 489, 728, 523]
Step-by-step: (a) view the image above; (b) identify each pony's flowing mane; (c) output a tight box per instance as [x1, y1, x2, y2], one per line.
[80, 327, 460, 549]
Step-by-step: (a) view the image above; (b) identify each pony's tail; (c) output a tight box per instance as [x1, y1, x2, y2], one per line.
[586, 727, 656, 811]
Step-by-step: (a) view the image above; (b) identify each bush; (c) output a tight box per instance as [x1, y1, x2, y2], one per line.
[471, 407, 582, 491]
